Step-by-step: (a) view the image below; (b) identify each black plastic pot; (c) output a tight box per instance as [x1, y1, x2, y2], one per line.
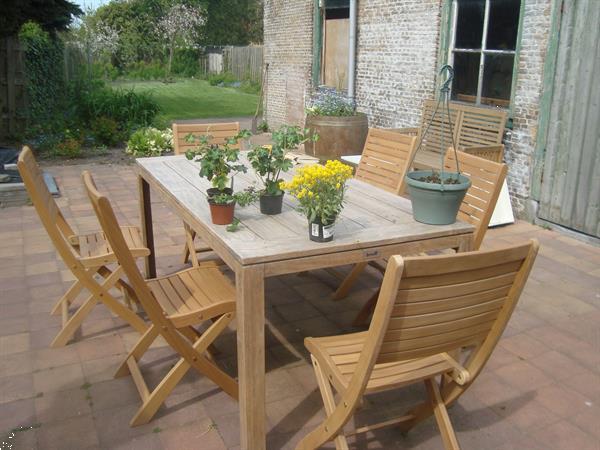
[259, 192, 284, 215]
[308, 218, 335, 242]
[206, 187, 233, 203]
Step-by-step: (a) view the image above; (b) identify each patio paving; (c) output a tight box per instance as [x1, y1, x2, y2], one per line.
[1, 161, 599, 450]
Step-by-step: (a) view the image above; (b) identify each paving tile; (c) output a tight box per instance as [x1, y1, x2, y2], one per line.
[493, 360, 554, 391]
[0, 398, 36, 433]
[0, 332, 31, 355]
[0, 373, 35, 404]
[36, 414, 100, 450]
[534, 383, 592, 418]
[32, 363, 85, 394]
[159, 419, 227, 450]
[530, 419, 599, 450]
[0, 351, 34, 378]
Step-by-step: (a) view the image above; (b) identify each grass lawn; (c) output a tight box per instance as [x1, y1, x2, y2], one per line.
[111, 79, 259, 122]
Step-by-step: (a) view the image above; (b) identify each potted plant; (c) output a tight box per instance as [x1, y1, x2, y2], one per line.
[185, 131, 256, 225]
[282, 160, 353, 242]
[304, 88, 368, 161]
[405, 65, 471, 225]
[247, 125, 316, 215]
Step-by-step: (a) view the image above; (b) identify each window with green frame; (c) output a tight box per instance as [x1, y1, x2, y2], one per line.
[445, 0, 523, 110]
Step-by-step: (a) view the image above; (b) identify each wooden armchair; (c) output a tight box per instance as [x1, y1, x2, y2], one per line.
[172, 122, 240, 267]
[83, 171, 238, 426]
[296, 240, 539, 450]
[339, 150, 508, 326]
[17, 147, 148, 347]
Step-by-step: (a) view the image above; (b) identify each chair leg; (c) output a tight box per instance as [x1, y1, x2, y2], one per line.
[50, 294, 99, 347]
[130, 313, 237, 426]
[312, 356, 350, 450]
[50, 279, 84, 315]
[425, 378, 460, 450]
[332, 262, 368, 301]
[352, 288, 380, 327]
[115, 325, 160, 378]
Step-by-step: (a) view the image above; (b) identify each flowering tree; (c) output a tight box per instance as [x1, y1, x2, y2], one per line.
[157, 3, 206, 77]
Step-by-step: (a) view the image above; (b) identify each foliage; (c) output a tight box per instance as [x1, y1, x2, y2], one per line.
[171, 49, 202, 77]
[282, 160, 353, 225]
[203, 0, 263, 45]
[157, 3, 206, 76]
[226, 217, 241, 232]
[19, 23, 67, 129]
[1, 0, 82, 37]
[212, 187, 258, 206]
[126, 127, 173, 157]
[208, 72, 237, 86]
[112, 79, 259, 121]
[76, 84, 159, 132]
[123, 61, 165, 80]
[238, 79, 261, 95]
[184, 130, 251, 191]
[89, 117, 120, 146]
[53, 129, 84, 158]
[306, 88, 356, 117]
[91, 61, 120, 80]
[69, 11, 119, 61]
[247, 125, 316, 195]
[257, 120, 269, 133]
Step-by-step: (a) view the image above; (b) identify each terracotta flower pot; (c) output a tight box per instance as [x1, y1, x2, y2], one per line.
[209, 202, 235, 225]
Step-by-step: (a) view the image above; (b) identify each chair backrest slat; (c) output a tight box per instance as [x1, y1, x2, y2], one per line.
[416, 100, 507, 156]
[17, 147, 79, 264]
[374, 242, 537, 365]
[355, 128, 417, 195]
[172, 122, 241, 155]
[444, 149, 507, 250]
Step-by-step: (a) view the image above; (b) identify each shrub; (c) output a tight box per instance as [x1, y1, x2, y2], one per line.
[52, 129, 84, 158]
[124, 61, 166, 80]
[171, 49, 200, 77]
[90, 116, 120, 146]
[238, 79, 261, 95]
[126, 127, 173, 157]
[91, 61, 120, 81]
[208, 71, 236, 86]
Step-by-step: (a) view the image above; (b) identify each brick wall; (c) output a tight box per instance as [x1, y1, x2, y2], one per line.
[503, 0, 552, 217]
[263, 0, 314, 128]
[355, 0, 443, 128]
[263, 0, 552, 218]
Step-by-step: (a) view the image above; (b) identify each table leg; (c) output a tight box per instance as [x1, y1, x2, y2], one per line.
[138, 175, 156, 278]
[236, 265, 266, 450]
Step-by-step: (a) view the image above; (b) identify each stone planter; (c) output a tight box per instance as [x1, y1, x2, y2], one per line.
[304, 113, 368, 161]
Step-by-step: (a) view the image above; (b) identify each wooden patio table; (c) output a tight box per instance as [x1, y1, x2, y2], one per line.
[135, 154, 474, 450]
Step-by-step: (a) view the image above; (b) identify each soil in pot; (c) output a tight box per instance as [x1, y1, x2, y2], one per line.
[209, 202, 235, 225]
[259, 192, 284, 215]
[405, 170, 471, 225]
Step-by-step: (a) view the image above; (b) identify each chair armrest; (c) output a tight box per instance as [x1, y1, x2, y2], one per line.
[390, 127, 419, 136]
[460, 144, 504, 163]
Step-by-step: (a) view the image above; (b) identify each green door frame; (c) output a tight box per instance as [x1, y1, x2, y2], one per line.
[312, 0, 324, 86]
[530, 0, 563, 200]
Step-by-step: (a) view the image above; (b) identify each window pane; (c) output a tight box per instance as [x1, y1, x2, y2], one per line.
[452, 52, 480, 103]
[486, 0, 521, 50]
[481, 53, 514, 107]
[455, 0, 485, 48]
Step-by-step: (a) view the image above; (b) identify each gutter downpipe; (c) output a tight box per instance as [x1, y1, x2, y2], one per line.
[348, 0, 357, 99]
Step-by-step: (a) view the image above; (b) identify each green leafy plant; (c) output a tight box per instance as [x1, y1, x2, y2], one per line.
[208, 71, 236, 86]
[90, 116, 120, 146]
[248, 125, 317, 195]
[126, 127, 173, 156]
[184, 130, 251, 191]
[257, 120, 269, 133]
[212, 188, 258, 206]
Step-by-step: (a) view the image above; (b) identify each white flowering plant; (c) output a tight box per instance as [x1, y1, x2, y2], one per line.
[126, 127, 173, 157]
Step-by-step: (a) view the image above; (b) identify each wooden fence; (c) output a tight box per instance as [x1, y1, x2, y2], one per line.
[223, 46, 263, 83]
[0, 36, 27, 142]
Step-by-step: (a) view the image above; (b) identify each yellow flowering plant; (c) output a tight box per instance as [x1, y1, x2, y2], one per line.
[281, 160, 353, 225]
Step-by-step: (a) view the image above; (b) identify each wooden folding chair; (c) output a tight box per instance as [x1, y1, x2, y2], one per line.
[17, 147, 148, 347]
[82, 171, 238, 426]
[325, 129, 417, 293]
[296, 240, 539, 450]
[339, 150, 508, 326]
[172, 121, 240, 267]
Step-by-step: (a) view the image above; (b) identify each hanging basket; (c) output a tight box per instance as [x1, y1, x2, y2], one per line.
[405, 65, 471, 225]
[406, 171, 471, 225]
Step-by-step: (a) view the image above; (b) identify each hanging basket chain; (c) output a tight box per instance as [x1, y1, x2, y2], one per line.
[406, 65, 461, 190]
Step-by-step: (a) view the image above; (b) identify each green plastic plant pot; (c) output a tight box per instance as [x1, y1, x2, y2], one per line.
[405, 171, 471, 225]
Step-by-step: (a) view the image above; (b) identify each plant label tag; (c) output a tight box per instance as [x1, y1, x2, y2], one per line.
[323, 224, 334, 239]
[311, 223, 320, 237]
